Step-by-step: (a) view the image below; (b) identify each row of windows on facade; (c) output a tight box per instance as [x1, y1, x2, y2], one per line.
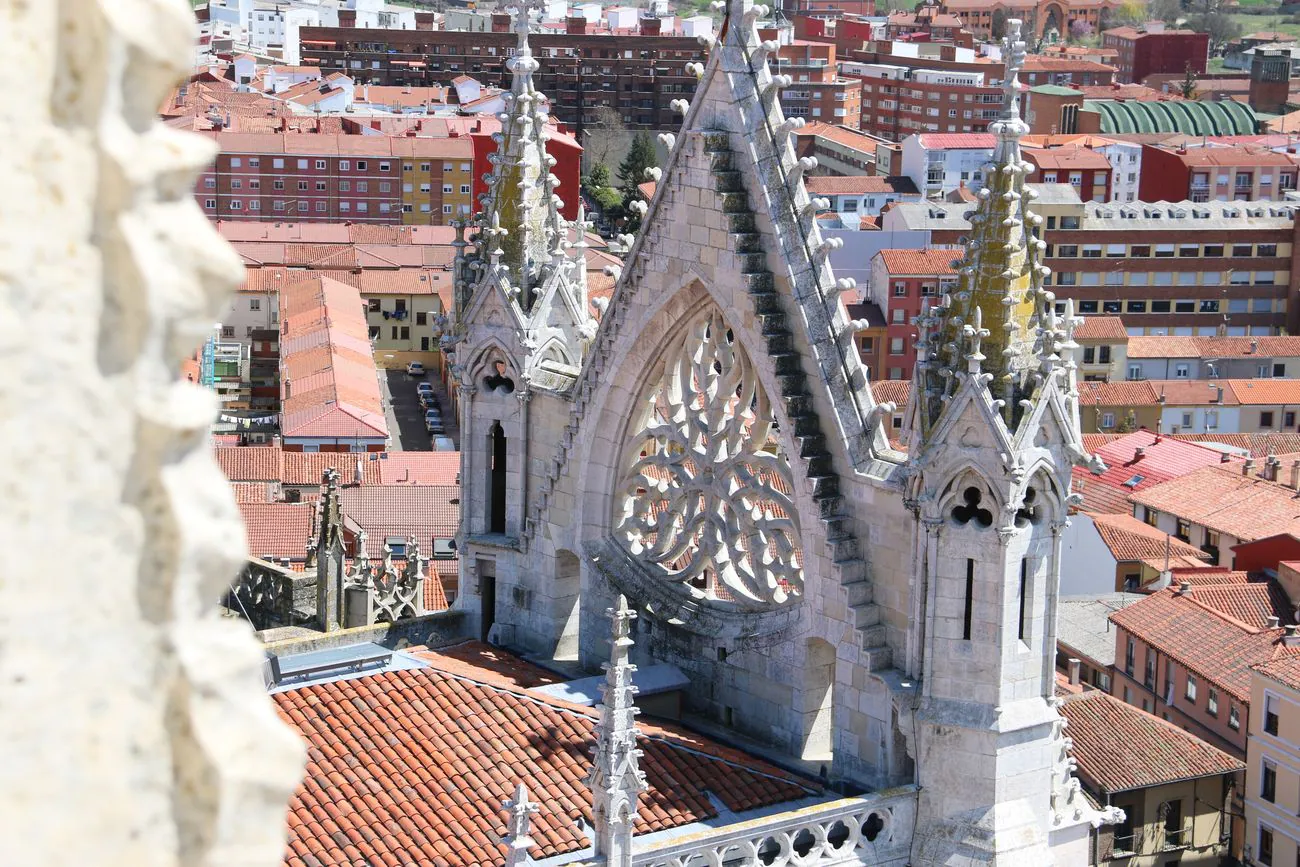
[1097, 406, 1284, 431]
[1052, 276, 1284, 293]
[1123, 638, 1241, 728]
[1074, 297, 1284, 314]
[340, 42, 699, 61]
[863, 86, 1006, 104]
[222, 157, 472, 173]
[205, 177, 470, 194]
[1050, 242, 1284, 259]
[866, 102, 1009, 121]
[203, 198, 471, 215]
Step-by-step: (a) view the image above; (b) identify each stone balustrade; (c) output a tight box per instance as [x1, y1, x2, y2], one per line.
[632, 788, 918, 867]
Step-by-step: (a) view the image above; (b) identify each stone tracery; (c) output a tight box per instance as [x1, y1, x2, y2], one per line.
[615, 306, 803, 606]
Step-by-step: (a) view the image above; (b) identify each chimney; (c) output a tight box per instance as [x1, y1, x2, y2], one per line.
[1267, 454, 1280, 481]
[1068, 658, 1081, 685]
[1291, 459, 1300, 490]
[1245, 458, 1256, 477]
[1178, 580, 1193, 596]
[355, 457, 364, 486]
[1268, 614, 1281, 629]
[1285, 625, 1300, 646]
[1154, 432, 1163, 444]
[1134, 446, 1146, 460]
[1251, 338, 1260, 354]
[1221, 451, 1233, 463]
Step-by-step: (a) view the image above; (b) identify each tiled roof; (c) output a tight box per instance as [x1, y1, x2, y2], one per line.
[231, 481, 276, 504]
[216, 445, 284, 482]
[1077, 380, 1161, 406]
[1176, 432, 1300, 458]
[1129, 466, 1300, 541]
[1227, 379, 1300, 405]
[376, 452, 460, 485]
[870, 380, 912, 407]
[875, 248, 959, 275]
[275, 654, 820, 867]
[1109, 586, 1296, 700]
[1191, 580, 1293, 630]
[1022, 56, 1118, 73]
[796, 120, 881, 153]
[1253, 655, 1300, 692]
[1086, 511, 1210, 563]
[1060, 690, 1244, 794]
[1074, 430, 1231, 515]
[804, 175, 919, 196]
[239, 502, 316, 560]
[1125, 335, 1300, 359]
[338, 485, 460, 548]
[280, 277, 388, 441]
[1058, 593, 1147, 666]
[1024, 145, 1112, 171]
[1150, 379, 1241, 407]
[1074, 315, 1128, 340]
[917, 133, 997, 150]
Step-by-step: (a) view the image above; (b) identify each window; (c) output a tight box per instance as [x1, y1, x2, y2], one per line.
[442, 184, 453, 194]
[315, 202, 326, 212]
[1265, 694, 1280, 735]
[1125, 638, 1135, 675]
[1102, 300, 1121, 313]
[315, 160, 326, 170]
[1175, 364, 1190, 378]
[1185, 674, 1197, 702]
[1083, 347, 1096, 364]
[1058, 244, 1079, 257]
[248, 201, 260, 211]
[1259, 825, 1274, 866]
[1151, 300, 1172, 313]
[1155, 244, 1175, 258]
[229, 201, 242, 210]
[339, 181, 350, 192]
[1102, 412, 1116, 429]
[1233, 244, 1253, 257]
[1262, 411, 1276, 428]
[1204, 244, 1224, 257]
[963, 558, 974, 641]
[1127, 301, 1147, 313]
[1130, 245, 1151, 257]
[1208, 687, 1218, 716]
[272, 158, 284, 169]
[204, 177, 216, 188]
[339, 160, 350, 171]
[297, 181, 307, 191]
[1275, 363, 1287, 377]
[1175, 300, 1194, 313]
[889, 337, 904, 355]
[403, 163, 413, 172]
[460, 184, 471, 194]
[891, 309, 905, 324]
[249, 158, 259, 167]
[230, 158, 241, 168]
[1176, 518, 1191, 542]
[442, 205, 452, 214]
[1179, 245, 1199, 257]
[1144, 507, 1159, 527]
[367, 298, 381, 312]
[203, 198, 215, 208]
[272, 179, 284, 190]
[1078, 301, 1098, 313]
[296, 159, 307, 170]
[1262, 759, 1278, 802]
[250, 179, 260, 189]
[1229, 705, 1240, 730]
[1144, 652, 1155, 689]
[893, 282, 907, 297]
[314, 181, 326, 191]
[1259, 243, 1278, 257]
[420, 162, 431, 172]
[1200, 300, 1220, 313]
[379, 161, 390, 172]
[340, 202, 350, 212]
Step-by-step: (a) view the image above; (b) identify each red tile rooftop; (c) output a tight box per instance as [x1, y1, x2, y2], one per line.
[874, 248, 959, 275]
[1060, 689, 1244, 794]
[1073, 315, 1127, 340]
[805, 175, 919, 196]
[274, 648, 820, 867]
[1086, 511, 1211, 564]
[1129, 466, 1300, 542]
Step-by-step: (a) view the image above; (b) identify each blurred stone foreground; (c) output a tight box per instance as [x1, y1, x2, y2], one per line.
[0, 1, 304, 864]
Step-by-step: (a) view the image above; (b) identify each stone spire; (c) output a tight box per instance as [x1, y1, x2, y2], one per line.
[586, 594, 648, 866]
[479, 0, 565, 312]
[913, 19, 1056, 434]
[501, 782, 540, 867]
[313, 467, 346, 631]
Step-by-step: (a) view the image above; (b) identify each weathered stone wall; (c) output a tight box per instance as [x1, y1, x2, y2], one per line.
[0, 2, 303, 863]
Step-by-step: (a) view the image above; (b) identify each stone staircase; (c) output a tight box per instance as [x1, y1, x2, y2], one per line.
[703, 132, 892, 672]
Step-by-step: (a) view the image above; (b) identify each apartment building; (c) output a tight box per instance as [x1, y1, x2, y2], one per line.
[1077, 380, 1163, 433]
[1024, 145, 1113, 202]
[1125, 336, 1300, 381]
[1062, 689, 1242, 867]
[196, 132, 473, 224]
[1073, 314, 1129, 380]
[294, 24, 703, 130]
[1045, 201, 1300, 337]
[795, 122, 890, 175]
[866, 248, 959, 379]
[1130, 465, 1300, 566]
[1246, 652, 1300, 867]
[765, 36, 862, 127]
[805, 175, 920, 219]
[899, 132, 995, 196]
[848, 57, 1009, 142]
[1139, 145, 1300, 204]
[1101, 25, 1209, 85]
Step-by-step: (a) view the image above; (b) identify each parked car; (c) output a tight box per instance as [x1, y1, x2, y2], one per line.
[432, 436, 456, 451]
[424, 411, 444, 433]
[420, 392, 440, 410]
[406, 361, 425, 376]
[416, 381, 434, 395]
[427, 421, 447, 435]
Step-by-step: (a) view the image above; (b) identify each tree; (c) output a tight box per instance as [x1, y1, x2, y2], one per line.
[1112, 0, 1148, 27]
[581, 162, 623, 222]
[582, 106, 629, 174]
[617, 131, 658, 232]
[1188, 9, 1241, 54]
[1179, 63, 1199, 98]
[1147, 0, 1183, 24]
[991, 8, 1007, 39]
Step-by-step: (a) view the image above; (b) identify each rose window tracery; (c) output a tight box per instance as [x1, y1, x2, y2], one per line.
[614, 307, 803, 606]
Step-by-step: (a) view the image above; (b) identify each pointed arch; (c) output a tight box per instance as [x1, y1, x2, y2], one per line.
[936, 465, 1004, 521]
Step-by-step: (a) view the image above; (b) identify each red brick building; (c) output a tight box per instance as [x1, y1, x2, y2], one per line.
[1137, 145, 1299, 203]
[762, 35, 863, 126]
[1101, 25, 1209, 85]
[1024, 145, 1113, 202]
[866, 249, 959, 379]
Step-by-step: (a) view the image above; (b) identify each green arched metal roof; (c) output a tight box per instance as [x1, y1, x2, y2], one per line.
[1083, 99, 1258, 136]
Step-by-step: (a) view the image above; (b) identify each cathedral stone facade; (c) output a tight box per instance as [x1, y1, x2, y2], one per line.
[446, 0, 1119, 861]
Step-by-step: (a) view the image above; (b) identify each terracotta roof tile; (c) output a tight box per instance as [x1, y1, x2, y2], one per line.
[1109, 586, 1297, 700]
[1077, 380, 1161, 406]
[1129, 465, 1300, 541]
[1150, 379, 1241, 407]
[240, 502, 316, 560]
[1190, 580, 1294, 630]
[338, 485, 460, 548]
[804, 175, 919, 196]
[874, 248, 959, 275]
[1073, 315, 1128, 340]
[1060, 690, 1244, 794]
[273, 655, 820, 866]
[870, 380, 912, 407]
[917, 133, 997, 150]
[1086, 511, 1211, 563]
[216, 445, 284, 481]
[1074, 430, 1231, 515]
[1253, 655, 1300, 691]
[1226, 379, 1300, 405]
[1126, 336, 1300, 360]
[1176, 432, 1300, 458]
[1024, 145, 1112, 171]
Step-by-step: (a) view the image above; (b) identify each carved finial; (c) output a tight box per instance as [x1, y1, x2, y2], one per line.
[587, 594, 648, 866]
[502, 783, 540, 867]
